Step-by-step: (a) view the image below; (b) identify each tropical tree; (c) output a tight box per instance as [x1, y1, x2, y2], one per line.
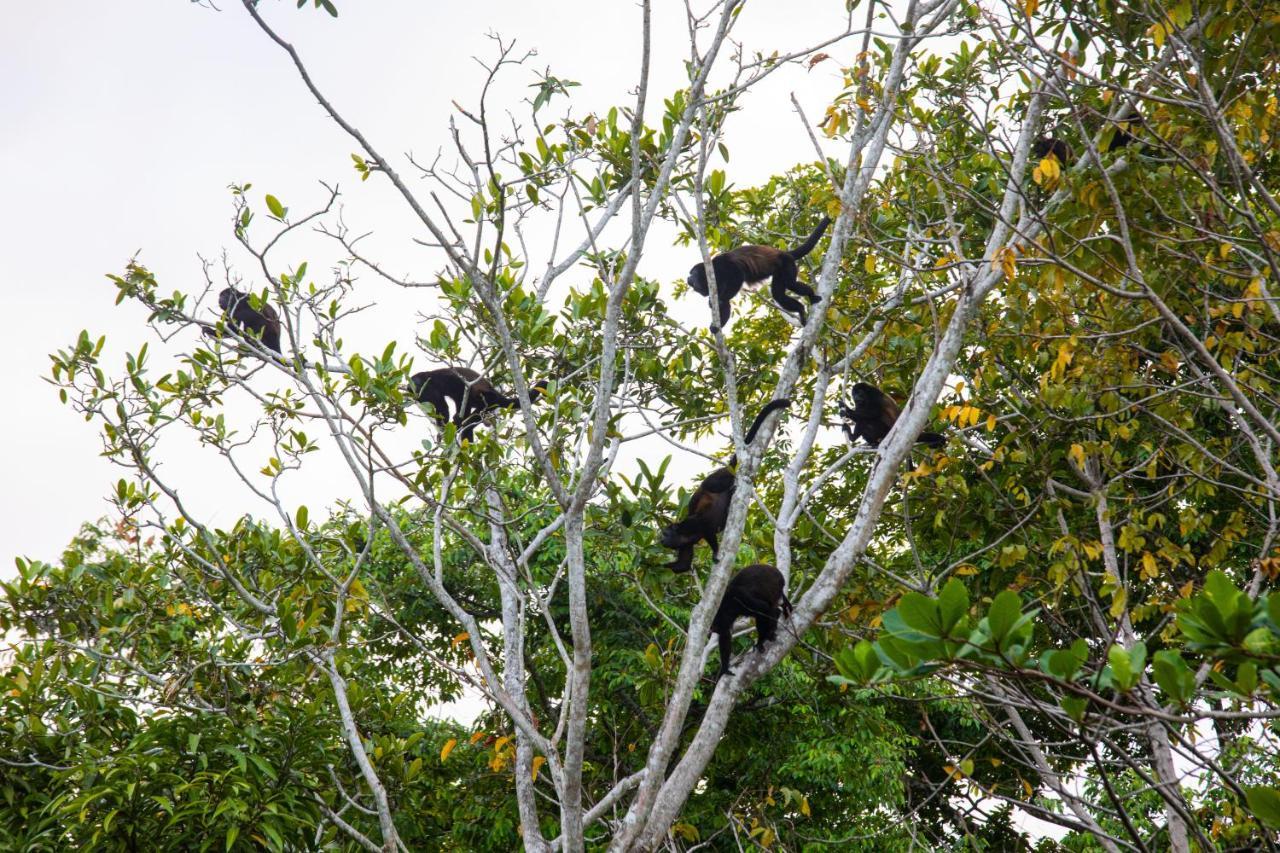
[4, 0, 1280, 850]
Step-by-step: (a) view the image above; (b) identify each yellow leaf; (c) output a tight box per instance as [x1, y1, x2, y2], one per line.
[992, 246, 1017, 280]
[531, 755, 546, 781]
[451, 632, 470, 650]
[1109, 587, 1128, 619]
[1021, 777, 1034, 799]
[986, 413, 997, 431]
[1023, 0, 1039, 16]
[1148, 21, 1167, 48]
[955, 564, 979, 576]
[1141, 552, 1159, 579]
[864, 254, 877, 274]
[493, 735, 512, 754]
[671, 822, 700, 842]
[1069, 443, 1086, 469]
[469, 731, 487, 745]
[440, 738, 458, 762]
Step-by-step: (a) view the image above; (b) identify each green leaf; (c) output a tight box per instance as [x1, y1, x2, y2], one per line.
[1061, 695, 1087, 721]
[1243, 626, 1273, 655]
[986, 590, 1022, 643]
[1151, 650, 1193, 705]
[897, 592, 942, 637]
[265, 194, 285, 218]
[1107, 643, 1144, 692]
[937, 579, 969, 634]
[1245, 786, 1280, 829]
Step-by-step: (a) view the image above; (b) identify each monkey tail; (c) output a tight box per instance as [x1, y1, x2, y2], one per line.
[918, 431, 946, 448]
[785, 216, 832, 260]
[781, 591, 793, 619]
[498, 379, 549, 409]
[744, 398, 793, 445]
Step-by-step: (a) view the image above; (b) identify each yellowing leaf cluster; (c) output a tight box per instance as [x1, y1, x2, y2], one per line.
[1032, 155, 1061, 188]
[993, 246, 1017, 280]
[942, 404, 984, 428]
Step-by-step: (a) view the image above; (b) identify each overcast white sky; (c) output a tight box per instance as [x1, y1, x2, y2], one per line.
[0, 0, 860, 570]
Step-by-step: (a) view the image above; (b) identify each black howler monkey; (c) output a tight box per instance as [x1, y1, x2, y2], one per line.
[214, 288, 282, 354]
[1031, 136, 1073, 164]
[1031, 106, 1147, 167]
[840, 382, 944, 449]
[709, 563, 792, 678]
[658, 399, 791, 572]
[687, 217, 831, 330]
[409, 367, 548, 442]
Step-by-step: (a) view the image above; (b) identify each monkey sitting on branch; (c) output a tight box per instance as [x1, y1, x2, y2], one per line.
[707, 563, 793, 678]
[839, 382, 945, 449]
[207, 287, 282, 355]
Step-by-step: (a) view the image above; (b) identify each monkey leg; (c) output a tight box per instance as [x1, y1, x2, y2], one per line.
[756, 612, 779, 648]
[667, 545, 695, 573]
[706, 532, 720, 559]
[715, 625, 735, 677]
[769, 278, 808, 317]
[790, 278, 820, 304]
[710, 297, 733, 330]
[417, 389, 452, 427]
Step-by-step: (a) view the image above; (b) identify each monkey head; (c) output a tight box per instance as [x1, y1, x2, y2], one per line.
[686, 263, 709, 296]
[849, 382, 881, 408]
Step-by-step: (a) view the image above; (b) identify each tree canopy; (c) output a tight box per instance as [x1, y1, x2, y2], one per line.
[4, 0, 1280, 850]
